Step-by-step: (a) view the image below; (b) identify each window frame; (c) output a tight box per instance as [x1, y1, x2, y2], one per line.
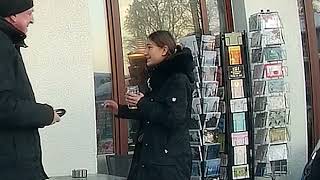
[301, 0, 320, 154]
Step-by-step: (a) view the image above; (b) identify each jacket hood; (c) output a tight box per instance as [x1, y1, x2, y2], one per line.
[0, 17, 27, 46]
[148, 47, 195, 90]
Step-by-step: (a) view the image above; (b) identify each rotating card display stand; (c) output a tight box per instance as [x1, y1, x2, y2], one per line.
[221, 32, 254, 180]
[249, 10, 290, 180]
[179, 34, 226, 180]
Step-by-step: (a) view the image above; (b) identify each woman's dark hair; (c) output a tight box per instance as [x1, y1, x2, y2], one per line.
[148, 30, 176, 56]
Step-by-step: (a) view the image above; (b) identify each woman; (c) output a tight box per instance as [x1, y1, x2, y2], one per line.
[104, 30, 194, 180]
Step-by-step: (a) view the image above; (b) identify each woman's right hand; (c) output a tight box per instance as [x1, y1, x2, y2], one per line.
[103, 100, 118, 114]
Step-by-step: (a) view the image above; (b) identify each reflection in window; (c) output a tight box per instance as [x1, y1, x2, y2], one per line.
[124, 0, 198, 43]
[120, 0, 198, 152]
[207, 0, 221, 33]
[95, 73, 113, 154]
[119, 0, 222, 153]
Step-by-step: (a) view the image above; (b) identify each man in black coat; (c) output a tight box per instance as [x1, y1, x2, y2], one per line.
[0, 0, 61, 179]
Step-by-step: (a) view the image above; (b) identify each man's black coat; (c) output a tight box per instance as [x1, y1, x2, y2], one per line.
[0, 18, 54, 180]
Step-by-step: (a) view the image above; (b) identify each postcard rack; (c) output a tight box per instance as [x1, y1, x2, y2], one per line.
[220, 32, 254, 180]
[179, 33, 226, 180]
[249, 10, 290, 179]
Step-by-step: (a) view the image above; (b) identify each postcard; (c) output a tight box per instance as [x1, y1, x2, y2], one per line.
[191, 161, 202, 177]
[268, 79, 285, 94]
[234, 145, 247, 165]
[218, 101, 226, 114]
[220, 153, 228, 166]
[232, 164, 250, 179]
[268, 144, 288, 161]
[249, 14, 259, 31]
[202, 81, 219, 97]
[192, 98, 202, 114]
[253, 80, 266, 96]
[254, 97, 267, 111]
[228, 46, 242, 65]
[216, 49, 221, 66]
[217, 133, 226, 152]
[261, 12, 282, 29]
[269, 127, 288, 143]
[192, 88, 201, 98]
[189, 130, 202, 145]
[193, 56, 200, 67]
[204, 159, 221, 177]
[193, 67, 200, 82]
[251, 32, 261, 47]
[267, 95, 286, 110]
[252, 48, 263, 63]
[204, 144, 220, 160]
[268, 109, 289, 127]
[217, 87, 225, 100]
[231, 79, 245, 98]
[202, 66, 218, 82]
[203, 129, 219, 144]
[203, 97, 220, 113]
[253, 64, 265, 79]
[230, 98, 248, 113]
[228, 65, 245, 79]
[265, 63, 283, 78]
[255, 129, 268, 144]
[202, 51, 217, 66]
[225, 32, 243, 46]
[178, 35, 199, 57]
[217, 114, 226, 133]
[220, 167, 228, 179]
[204, 112, 221, 130]
[191, 145, 202, 161]
[201, 35, 216, 51]
[190, 114, 202, 130]
[254, 112, 268, 128]
[255, 163, 267, 176]
[270, 160, 287, 174]
[231, 132, 249, 146]
[217, 66, 223, 86]
[233, 112, 246, 132]
[255, 144, 268, 161]
[264, 29, 284, 45]
[263, 46, 286, 61]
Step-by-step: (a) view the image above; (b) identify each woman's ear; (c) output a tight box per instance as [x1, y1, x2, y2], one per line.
[161, 45, 169, 56]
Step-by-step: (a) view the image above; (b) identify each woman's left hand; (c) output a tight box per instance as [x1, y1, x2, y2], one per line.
[125, 92, 144, 107]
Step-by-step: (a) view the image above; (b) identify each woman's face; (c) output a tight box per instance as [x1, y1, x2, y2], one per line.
[144, 40, 169, 67]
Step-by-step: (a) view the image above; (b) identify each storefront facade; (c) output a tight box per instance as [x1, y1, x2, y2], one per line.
[20, 0, 320, 179]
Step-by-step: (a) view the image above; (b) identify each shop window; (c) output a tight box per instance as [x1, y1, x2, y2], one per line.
[116, 0, 224, 153]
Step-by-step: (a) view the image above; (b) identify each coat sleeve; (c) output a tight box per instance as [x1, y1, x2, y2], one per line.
[137, 74, 190, 129]
[0, 39, 54, 129]
[116, 104, 143, 120]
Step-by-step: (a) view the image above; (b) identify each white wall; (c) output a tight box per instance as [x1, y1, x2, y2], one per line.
[232, 0, 308, 179]
[20, 0, 110, 176]
[89, 0, 111, 73]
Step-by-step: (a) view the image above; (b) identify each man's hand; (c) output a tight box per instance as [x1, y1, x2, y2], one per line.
[51, 111, 61, 125]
